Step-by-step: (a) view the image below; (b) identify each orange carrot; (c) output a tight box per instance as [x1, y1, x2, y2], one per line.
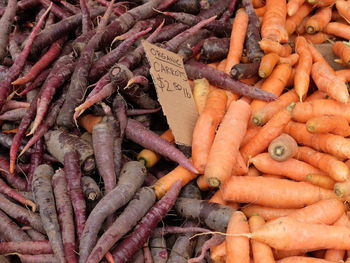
[252, 89, 299, 126]
[78, 114, 102, 133]
[204, 99, 251, 187]
[196, 175, 211, 191]
[279, 54, 300, 65]
[226, 211, 250, 263]
[284, 120, 350, 160]
[274, 251, 307, 260]
[304, 90, 328, 101]
[336, 0, 350, 23]
[222, 176, 336, 208]
[285, 4, 313, 35]
[276, 256, 339, 262]
[295, 36, 312, 101]
[259, 53, 280, 78]
[308, 43, 334, 72]
[193, 78, 211, 115]
[253, 0, 266, 8]
[250, 63, 292, 113]
[311, 62, 349, 103]
[259, 39, 292, 57]
[296, 15, 310, 34]
[247, 166, 261, 177]
[209, 189, 227, 205]
[211, 241, 226, 263]
[305, 174, 336, 189]
[261, 0, 288, 42]
[333, 41, 350, 66]
[251, 152, 327, 182]
[255, 6, 267, 16]
[242, 205, 297, 220]
[296, 146, 349, 182]
[241, 126, 261, 147]
[336, 69, 350, 81]
[192, 89, 227, 174]
[334, 178, 350, 197]
[305, 7, 332, 34]
[324, 22, 350, 40]
[302, 32, 332, 44]
[231, 152, 249, 176]
[292, 99, 350, 122]
[307, 0, 335, 6]
[306, 115, 350, 137]
[249, 215, 275, 263]
[287, 0, 305, 16]
[268, 133, 298, 161]
[225, 8, 249, 74]
[241, 103, 295, 162]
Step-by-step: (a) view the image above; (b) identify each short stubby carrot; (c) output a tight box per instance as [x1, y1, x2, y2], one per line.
[285, 3, 313, 35]
[333, 41, 350, 66]
[251, 152, 327, 182]
[204, 99, 251, 187]
[193, 78, 211, 115]
[305, 7, 332, 34]
[294, 36, 312, 101]
[311, 62, 349, 103]
[259, 53, 280, 78]
[241, 103, 294, 162]
[192, 89, 227, 174]
[259, 39, 292, 57]
[268, 133, 298, 161]
[279, 54, 300, 65]
[284, 121, 350, 160]
[226, 211, 250, 263]
[324, 22, 350, 40]
[222, 176, 336, 208]
[242, 205, 297, 221]
[306, 115, 350, 137]
[336, 0, 350, 23]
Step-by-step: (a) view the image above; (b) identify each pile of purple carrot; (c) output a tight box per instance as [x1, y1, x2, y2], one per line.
[0, 0, 275, 262]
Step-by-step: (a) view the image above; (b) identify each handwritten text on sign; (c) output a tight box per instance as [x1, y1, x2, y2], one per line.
[143, 41, 198, 146]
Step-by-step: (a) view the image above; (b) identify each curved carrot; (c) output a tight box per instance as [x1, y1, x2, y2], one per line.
[294, 36, 312, 101]
[262, 0, 288, 42]
[333, 41, 350, 66]
[279, 53, 299, 65]
[285, 4, 313, 35]
[259, 53, 280, 78]
[242, 205, 297, 221]
[324, 22, 350, 40]
[268, 133, 298, 161]
[259, 39, 292, 57]
[193, 78, 211, 115]
[305, 7, 332, 34]
[302, 32, 332, 44]
[306, 115, 350, 137]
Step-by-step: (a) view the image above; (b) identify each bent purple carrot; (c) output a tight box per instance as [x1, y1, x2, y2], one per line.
[26, 138, 44, 191]
[0, 155, 27, 191]
[18, 69, 50, 96]
[0, 210, 31, 242]
[0, 0, 17, 62]
[0, 108, 27, 121]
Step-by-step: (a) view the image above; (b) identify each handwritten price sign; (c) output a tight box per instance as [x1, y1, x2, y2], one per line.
[143, 41, 198, 146]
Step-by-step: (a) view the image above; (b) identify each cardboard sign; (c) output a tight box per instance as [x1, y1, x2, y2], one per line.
[143, 40, 198, 146]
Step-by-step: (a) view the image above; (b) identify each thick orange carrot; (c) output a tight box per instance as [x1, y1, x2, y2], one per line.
[336, 0, 350, 23]
[247, 166, 261, 177]
[251, 152, 327, 182]
[204, 99, 251, 187]
[78, 114, 102, 133]
[295, 36, 312, 101]
[296, 15, 310, 34]
[279, 54, 300, 65]
[334, 179, 350, 198]
[241, 126, 261, 147]
[304, 90, 327, 102]
[268, 133, 298, 161]
[241, 103, 295, 162]
[192, 89, 227, 174]
[302, 32, 332, 44]
[193, 78, 211, 115]
[252, 89, 299, 126]
[292, 99, 350, 122]
[305, 7, 332, 34]
[259, 39, 292, 57]
[231, 152, 249, 176]
[306, 115, 350, 137]
[259, 53, 280, 78]
[222, 176, 336, 208]
[250, 63, 292, 113]
[225, 8, 249, 74]
[255, 6, 267, 16]
[287, 0, 305, 16]
[226, 211, 250, 263]
[211, 241, 226, 263]
[285, 4, 313, 35]
[242, 205, 297, 220]
[307, 0, 335, 6]
[253, 0, 266, 8]
[296, 146, 349, 182]
[311, 62, 349, 103]
[209, 189, 227, 205]
[333, 41, 350, 66]
[261, 0, 288, 42]
[308, 43, 334, 72]
[284, 121, 350, 160]
[336, 69, 350, 81]
[276, 256, 339, 262]
[196, 175, 211, 191]
[324, 22, 350, 40]
[305, 174, 336, 189]
[249, 215, 275, 263]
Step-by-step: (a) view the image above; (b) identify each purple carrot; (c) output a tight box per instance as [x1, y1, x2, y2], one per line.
[125, 118, 198, 173]
[52, 169, 78, 263]
[231, 60, 261, 79]
[170, 0, 200, 14]
[80, 0, 91, 33]
[29, 54, 75, 135]
[150, 236, 168, 263]
[8, 35, 20, 60]
[0, 108, 27, 121]
[0, 178, 36, 211]
[188, 234, 225, 263]
[26, 138, 44, 191]
[56, 0, 115, 128]
[200, 37, 229, 62]
[127, 107, 161, 116]
[18, 68, 51, 96]
[38, 0, 71, 19]
[17, 0, 39, 10]
[86, 187, 156, 263]
[59, 0, 80, 14]
[185, 59, 277, 101]
[81, 176, 101, 201]
[197, 0, 230, 19]
[0, 240, 52, 254]
[0, 209, 31, 242]
[0, 193, 45, 233]
[26, 229, 47, 241]
[16, 254, 59, 263]
[112, 180, 182, 263]
[1, 100, 30, 113]
[0, 5, 50, 113]
[130, 250, 144, 263]
[79, 161, 146, 263]
[33, 164, 65, 263]
[143, 242, 153, 263]
[153, 226, 211, 236]
[0, 0, 17, 62]
[0, 155, 27, 191]
[64, 149, 86, 241]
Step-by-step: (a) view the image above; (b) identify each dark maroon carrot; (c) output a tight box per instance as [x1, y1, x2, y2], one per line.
[18, 68, 50, 96]
[170, 0, 200, 13]
[52, 169, 78, 263]
[33, 164, 65, 263]
[26, 229, 47, 241]
[0, 240, 52, 254]
[0, 193, 45, 233]
[0, 0, 17, 62]
[152, 23, 189, 43]
[230, 60, 260, 79]
[150, 235, 168, 263]
[81, 176, 101, 201]
[0, 209, 31, 241]
[26, 138, 44, 191]
[86, 187, 156, 263]
[185, 59, 277, 101]
[0, 108, 27, 121]
[0, 178, 36, 211]
[127, 108, 161, 116]
[38, 0, 71, 19]
[64, 149, 86, 241]
[0, 155, 27, 191]
[111, 180, 182, 263]
[59, 0, 80, 14]
[198, 0, 230, 19]
[44, 129, 95, 173]
[79, 161, 147, 263]
[80, 0, 91, 33]
[16, 254, 59, 263]
[200, 37, 229, 62]
[125, 118, 198, 173]
[188, 235, 225, 263]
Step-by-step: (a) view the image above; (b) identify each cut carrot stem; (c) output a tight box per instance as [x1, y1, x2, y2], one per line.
[285, 3, 313, 35]
[268, 133, 298, 162]
[305, 7, 332, 34]
[306, 115, 350, 137]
